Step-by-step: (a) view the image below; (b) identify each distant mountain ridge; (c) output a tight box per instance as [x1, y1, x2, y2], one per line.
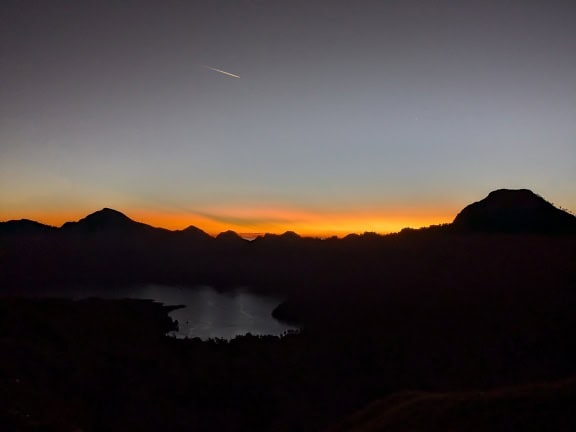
[2, 189, 575, 237]
[216, 230, 245, 242]
[177, 224, 213, 240]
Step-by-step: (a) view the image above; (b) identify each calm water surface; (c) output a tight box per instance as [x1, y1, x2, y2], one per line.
[128, 285, 298, 339]
[20, 285, 298, 340]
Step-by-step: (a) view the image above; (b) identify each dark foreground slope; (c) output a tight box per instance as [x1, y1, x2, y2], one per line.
[328, 378, 576, 432]
[0, 297, 384, 432]
[1, 292, 576, 432]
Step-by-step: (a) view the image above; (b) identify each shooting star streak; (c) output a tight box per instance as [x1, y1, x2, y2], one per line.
[203, 65, 240, 79]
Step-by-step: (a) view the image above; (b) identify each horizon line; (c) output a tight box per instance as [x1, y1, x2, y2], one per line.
[0, 207, 453, 239]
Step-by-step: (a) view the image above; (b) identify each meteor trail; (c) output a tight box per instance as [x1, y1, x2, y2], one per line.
[203, 65, 240, 79]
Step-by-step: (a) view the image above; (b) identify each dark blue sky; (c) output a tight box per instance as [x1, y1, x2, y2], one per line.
[1, 0, 575, 234]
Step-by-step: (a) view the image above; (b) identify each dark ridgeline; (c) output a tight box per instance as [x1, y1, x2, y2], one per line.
[0, 218, 56, 235]
[215, 230, 245, 242]
[1, 189, 576, 431]
[178, 224, 214, 241]
[60, 207, 152, 233]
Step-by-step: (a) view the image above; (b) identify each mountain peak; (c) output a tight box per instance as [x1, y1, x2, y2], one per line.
[452, 189, 576, 233]
[484, 189, 546, 206]
[61, 208, 146, 233]
[216, 230, 245, 242]
[90, 207, 131, 220]
[280, 231, 301, 239]
[179, 225, 211, 239]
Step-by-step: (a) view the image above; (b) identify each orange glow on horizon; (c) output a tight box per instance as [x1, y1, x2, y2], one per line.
[2, 205, 456, 238]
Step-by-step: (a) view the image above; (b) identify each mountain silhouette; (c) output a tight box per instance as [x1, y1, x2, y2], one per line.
[258, 231, 302, 241]
[3, 189, 575, 239]
[452, 189, 576, 234]
[177, 225, 212, 239]
[216, 230, 246, 242]
[60, 208, 156, 234]
[0, 219, 56, 235]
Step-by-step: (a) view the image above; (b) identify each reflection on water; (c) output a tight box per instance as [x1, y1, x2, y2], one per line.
[22, 284, 298, 340]
[128, 285, 298, 339]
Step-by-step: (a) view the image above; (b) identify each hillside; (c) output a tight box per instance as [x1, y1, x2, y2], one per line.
[452, 189, 576, 233]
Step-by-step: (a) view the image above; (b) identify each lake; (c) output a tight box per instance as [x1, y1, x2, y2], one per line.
[12, 284, 298, 340]
[124, 285, 299, 339]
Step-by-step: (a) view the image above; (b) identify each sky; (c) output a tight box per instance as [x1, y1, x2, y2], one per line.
[1, 0, 575, 236]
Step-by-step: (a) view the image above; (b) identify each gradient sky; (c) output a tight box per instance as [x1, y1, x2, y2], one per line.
[1, 0, 575, 236]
